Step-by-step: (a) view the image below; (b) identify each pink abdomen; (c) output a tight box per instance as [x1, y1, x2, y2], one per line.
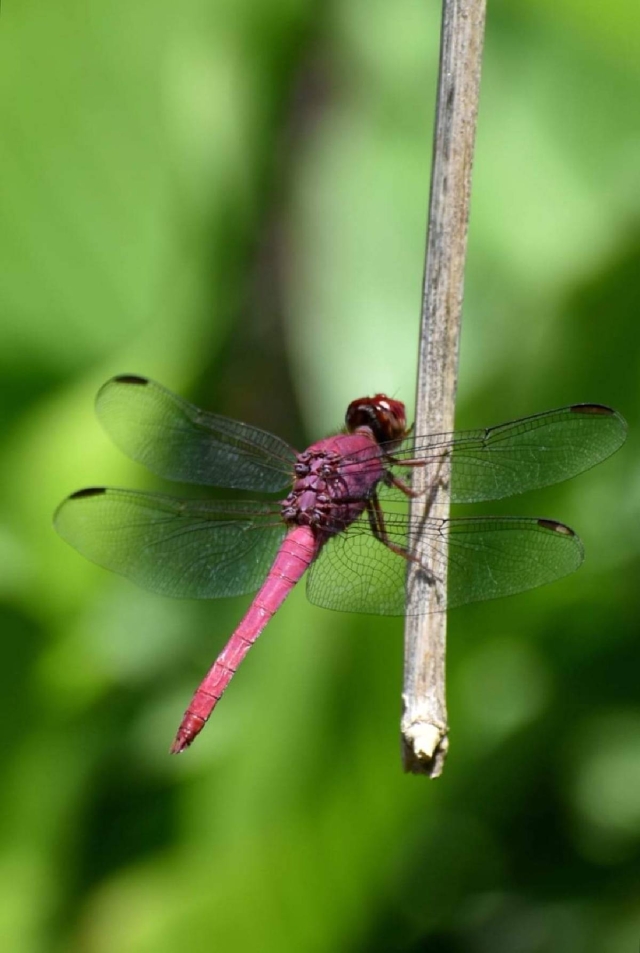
[171, 524, 317, 753]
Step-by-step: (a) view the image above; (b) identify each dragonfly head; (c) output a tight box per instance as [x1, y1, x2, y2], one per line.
[345, 394, 408, 446]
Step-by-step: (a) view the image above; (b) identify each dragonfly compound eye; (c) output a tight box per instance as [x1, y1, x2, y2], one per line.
[345, 394, 407, 445]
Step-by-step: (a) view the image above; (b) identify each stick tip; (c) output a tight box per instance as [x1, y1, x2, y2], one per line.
[411, 724, 443, 761]
[401, 716, 449, 777]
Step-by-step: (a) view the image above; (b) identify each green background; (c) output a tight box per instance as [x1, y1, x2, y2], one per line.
[1, 1, 639, 951]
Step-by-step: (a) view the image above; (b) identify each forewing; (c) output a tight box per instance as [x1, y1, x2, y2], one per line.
[306, 512, 583, 615]
[54, 488, 286, 599]
[96, 375, 297, 492]
[352, 405, 627, 504]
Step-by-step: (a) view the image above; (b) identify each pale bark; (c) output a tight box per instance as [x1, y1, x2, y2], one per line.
[402, 0, 487, 776]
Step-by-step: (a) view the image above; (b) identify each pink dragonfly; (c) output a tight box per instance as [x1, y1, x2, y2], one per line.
[54, 376, 626, 753]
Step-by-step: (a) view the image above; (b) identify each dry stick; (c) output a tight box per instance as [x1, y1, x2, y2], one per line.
[401, 0, 487, 776]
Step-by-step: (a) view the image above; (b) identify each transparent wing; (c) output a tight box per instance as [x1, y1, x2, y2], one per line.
[54, 487, 286, 599]
[306, 512, 583, 615]
[344, 405, 627, 503]
[95, 375, 297, 492]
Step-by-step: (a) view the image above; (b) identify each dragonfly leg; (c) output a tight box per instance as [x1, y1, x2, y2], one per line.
[366, 494, 438, 587]
[384, 450, 450, 470]
[384, 448, 451, 511]
[384, 454, 434, 467]
[383, 471, 420, 498]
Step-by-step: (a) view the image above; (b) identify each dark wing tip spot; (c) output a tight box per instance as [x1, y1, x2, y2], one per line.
[69, 487, 108, 499]
[537, 518, 575, 536]
[113, 374, 149, 386]
[569, 403, 614, 416]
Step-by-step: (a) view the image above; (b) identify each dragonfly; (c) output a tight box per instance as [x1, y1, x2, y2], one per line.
[54, 375, 627, 753]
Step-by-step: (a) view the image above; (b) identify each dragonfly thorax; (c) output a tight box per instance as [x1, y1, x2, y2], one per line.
[282, 437, 385, 535]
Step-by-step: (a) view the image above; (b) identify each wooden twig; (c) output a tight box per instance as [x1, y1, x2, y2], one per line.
[401, 0, 487, 776]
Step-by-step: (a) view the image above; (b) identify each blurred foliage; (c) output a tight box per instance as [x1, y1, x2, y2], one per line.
[0, 1, 639, 952]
